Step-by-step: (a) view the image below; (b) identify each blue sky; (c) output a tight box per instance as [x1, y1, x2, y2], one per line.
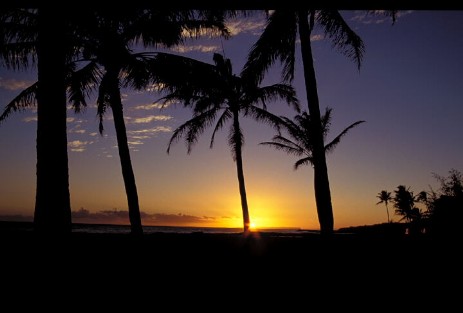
[0, 10, 462, 229]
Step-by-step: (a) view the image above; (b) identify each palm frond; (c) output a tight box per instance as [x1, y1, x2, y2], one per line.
[67, 60, 101, 113]
[210, 108, 231, 148]
[122, 52, 157, 90]
[294, 157, 313, 170]
[0, 9, 37, 69]
[317, 10, 365, 70]
[245, 105, 285, 131]
[96, 74, 112, 134]
[324, 120, 365, 154]
[253, 83, 300, 112]
[260, 137, 305, 157]
[150, 52, 220, 95]
[167, 107, 219, 154]
[0, 81, 38, 123]
[241, 10, 297, 84]
[0, 41, 37, 70]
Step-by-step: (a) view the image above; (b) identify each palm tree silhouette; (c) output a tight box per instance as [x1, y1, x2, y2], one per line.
[260, 108, 364, 226]
[155, 52, 299, 233]
[0, 9, 83, 232]
[1, 10, 229, 235]
[80, 10, 229, 235]
[242, 10, 393, 235]
[393, 185, 421, 223]
[376, 190, 392, 223]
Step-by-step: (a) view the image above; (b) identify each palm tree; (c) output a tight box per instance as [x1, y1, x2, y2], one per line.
[393, 185, 421, 223]
[154, 52, 299, 233]
[260, 108, 364, 225]
[0, 8, 77, 232]
[242, 10, 393, 235]
[79, 10, 230, 235]
[1, 10, 229, 235]
[376, 190, 392, 223]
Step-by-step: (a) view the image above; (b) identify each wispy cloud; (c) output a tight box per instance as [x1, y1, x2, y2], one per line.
[351, 10, 413, 25]
[0, 78, 34, 91]
[173, 45, 219, 53]
[133, 103, 166, 110]
[71, 208, 216, 226]
[128, 126, 172, 134]
[22, 116, 37, 122]
[226, 17, 267, 36]
[128, 140, 144, 146]
[68, 140, 93, 152]
[131, 115, 173, 124]
[311, 34, 324, 42]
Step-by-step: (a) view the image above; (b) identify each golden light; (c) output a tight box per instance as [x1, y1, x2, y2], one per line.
[249, 222, 257, 231]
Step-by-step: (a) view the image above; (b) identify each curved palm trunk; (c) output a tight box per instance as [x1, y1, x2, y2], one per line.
[107, 70, 143, 235]
[298, 11, 334, 236]
[34, 8, 72, 233]
[232, 110, 250, 233]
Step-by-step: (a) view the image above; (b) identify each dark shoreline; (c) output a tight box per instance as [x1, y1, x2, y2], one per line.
[1, 220, 456, 259]
[1, 220, 460, 306]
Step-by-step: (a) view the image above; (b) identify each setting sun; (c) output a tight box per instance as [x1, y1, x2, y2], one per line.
[249, 222, 257, 230]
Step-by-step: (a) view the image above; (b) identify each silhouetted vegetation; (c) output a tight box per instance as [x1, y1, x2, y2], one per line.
[153, 52, 299, 232]
[260, 108, 364, 229]
[378, 169, 463, 238]
[376, 190, 392, 223]
[241, 10, 395, 236]
[0, 9, 230, 234]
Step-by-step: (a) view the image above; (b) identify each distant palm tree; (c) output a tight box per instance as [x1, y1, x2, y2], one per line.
[376, 190, 392, 223]
[260, 108, 364, 226]
[154, 52, 299, 233]
[242, 10, 394, 235]
[393, 185, 421, 223]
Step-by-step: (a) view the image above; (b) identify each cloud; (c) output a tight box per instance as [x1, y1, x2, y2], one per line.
[128, 126, 172, 135]
[22, 116, 37, 122]
[73, 129, 86, 134]
[173, 45, 220, 53]
[350, 10, 412, 25]
[68, 140, 93, 152]
[71, 208, 216, 226]
[311, 34, 324, 42]
[131, 135, 150, 139]
[0, 78, 34, 91]
[226, 17, 267, 36]
[89, 132, 98, 137]
[67, 117, 75, 123]
[131, 115, 173, 124]
[133, 103, 166, 110]
[128, 140, 144, 145]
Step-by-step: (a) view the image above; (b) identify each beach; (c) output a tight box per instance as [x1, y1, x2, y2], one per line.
[1, 221, 459, 309]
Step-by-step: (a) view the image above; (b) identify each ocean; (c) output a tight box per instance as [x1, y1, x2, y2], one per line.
[0, 220, 311, 234]
[72, 223, 309, 234]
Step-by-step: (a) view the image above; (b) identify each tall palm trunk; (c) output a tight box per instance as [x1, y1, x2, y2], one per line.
[232, 110, 250, 233]
[107, 69, 143, 235]
[298, 10, 334, 236]
[34, 8, 72, 233]
[385, 204, 390, 223]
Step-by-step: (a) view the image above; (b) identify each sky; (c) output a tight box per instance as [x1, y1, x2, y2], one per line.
[0, 10, 462, 230]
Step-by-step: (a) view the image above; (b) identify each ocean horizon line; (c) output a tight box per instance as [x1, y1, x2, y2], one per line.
[0, 220, 318, 234]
